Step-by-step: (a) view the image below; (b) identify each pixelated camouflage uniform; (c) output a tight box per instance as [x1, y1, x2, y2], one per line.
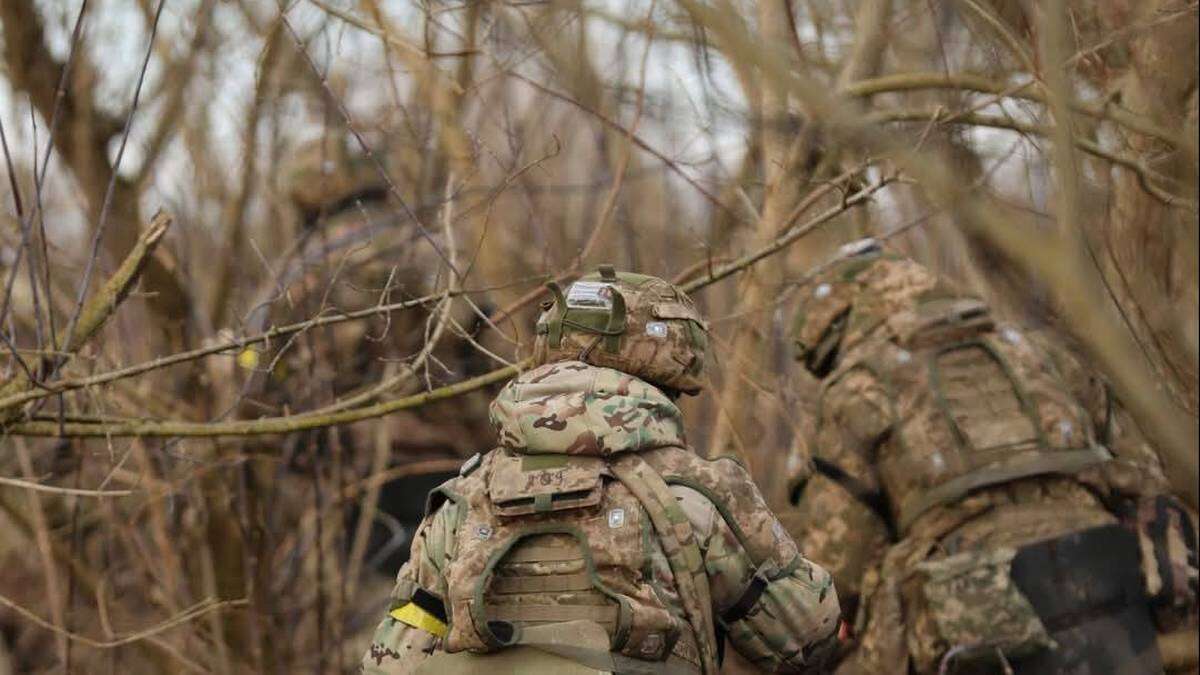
[363, 268, 842, 674]
[784, 250, 1196, 674]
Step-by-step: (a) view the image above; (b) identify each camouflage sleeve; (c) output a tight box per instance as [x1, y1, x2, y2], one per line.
[824, 368, 892, 469]
[785, 369, 892, 610]
[782, 475, 890, 610]
[361, 496, 462, 674]
[675, 485, 842, 674]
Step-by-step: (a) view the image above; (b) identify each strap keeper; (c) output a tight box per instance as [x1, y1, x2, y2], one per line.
[603, 289, 627, 352]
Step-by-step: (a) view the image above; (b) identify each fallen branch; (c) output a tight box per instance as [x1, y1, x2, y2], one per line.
[681, 176, 894, 293]
[866, 108, 1191, 208]
[844, 72, 1180, 147]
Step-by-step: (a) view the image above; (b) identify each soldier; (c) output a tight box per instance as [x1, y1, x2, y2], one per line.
[362, 266, 842, 674]
[784, 240, 1197, 674]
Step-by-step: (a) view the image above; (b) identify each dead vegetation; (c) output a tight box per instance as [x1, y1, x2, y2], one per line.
[0, 0, 1196, 672]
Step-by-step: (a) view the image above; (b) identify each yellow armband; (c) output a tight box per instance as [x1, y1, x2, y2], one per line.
[390, 602, 448, 638]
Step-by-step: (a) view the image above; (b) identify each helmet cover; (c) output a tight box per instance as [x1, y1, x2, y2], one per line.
[792, 239, 943, 374]
[533, 266, 709, 394]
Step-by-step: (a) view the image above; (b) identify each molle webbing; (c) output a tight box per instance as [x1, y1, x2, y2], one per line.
[485, 604, 619, 625]
[502, 543, 588, 563]
[467, 526, 630, 650]
[929, 342, 1046, 455]
[490, 572, 595, 594]
[610, 454, 719, 675]
[897, 445, 1112, 531]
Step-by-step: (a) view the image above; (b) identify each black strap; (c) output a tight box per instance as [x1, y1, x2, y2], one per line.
[794, 458, 895, 538]
[720, 575, 766, 623]
[412, 587, 448, 625]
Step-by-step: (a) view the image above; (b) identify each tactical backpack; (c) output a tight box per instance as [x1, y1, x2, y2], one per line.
[818, 296, 1111, 533]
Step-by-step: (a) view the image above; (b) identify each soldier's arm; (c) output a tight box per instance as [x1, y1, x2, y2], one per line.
[786, 369, 893, 612]
[361, 496, 461, 674]
[675, 483, 841, 674]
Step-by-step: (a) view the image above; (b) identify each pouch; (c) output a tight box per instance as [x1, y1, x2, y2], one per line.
[488, 453, 605, 517]
[910, 546, 1053, 670]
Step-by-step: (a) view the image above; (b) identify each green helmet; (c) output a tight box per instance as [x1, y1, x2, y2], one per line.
[533, 266, 709, 394]
[792, 239, 944, 376]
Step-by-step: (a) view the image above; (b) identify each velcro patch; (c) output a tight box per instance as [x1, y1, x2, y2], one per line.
[566, 281, 614, 309]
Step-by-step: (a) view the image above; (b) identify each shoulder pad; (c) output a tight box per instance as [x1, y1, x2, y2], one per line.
[643, 447, 799, 574]
[424, 477, 463, 519]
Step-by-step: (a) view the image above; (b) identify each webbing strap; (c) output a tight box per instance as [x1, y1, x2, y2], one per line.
[898, 445, 1112, 531]
[485, 603, 618, 624]
[504, 545, 585, 563]
[610, 454, 719, 675]
[719, 575, 765, 624]
[545, 282, 568, 347]
[805, 457, 895, 537]
[491, 572, 595, 594]
[517, 621, 701, 675]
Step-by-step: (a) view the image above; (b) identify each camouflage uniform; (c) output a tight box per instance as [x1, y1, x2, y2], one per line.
[363, 268, 842, 674]
[784, 242, 1197, 674]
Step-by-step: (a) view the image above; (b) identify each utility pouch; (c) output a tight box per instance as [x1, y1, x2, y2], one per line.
[488, 453, 604, 517]
[910, 546, 1053, 671]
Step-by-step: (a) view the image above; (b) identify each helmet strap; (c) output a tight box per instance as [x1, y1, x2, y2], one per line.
[601, 289, 626, 352]
[544, 281, 568, 347]
[805, 308, 850, 377]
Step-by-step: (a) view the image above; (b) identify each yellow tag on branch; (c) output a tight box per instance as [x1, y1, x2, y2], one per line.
[236, 348, 260, 370]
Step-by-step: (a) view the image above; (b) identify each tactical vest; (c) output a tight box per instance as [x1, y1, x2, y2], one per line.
[819, 297, 1110, 533]
[424, 445, 802, 675]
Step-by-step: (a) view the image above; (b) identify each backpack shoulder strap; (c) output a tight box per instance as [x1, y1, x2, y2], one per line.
[609, 452, 719, 675]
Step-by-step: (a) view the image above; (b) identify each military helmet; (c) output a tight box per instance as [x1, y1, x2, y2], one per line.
[282, 136, 386, 218]
[792, 239, 942, 375]
[533, 266, 709, 394]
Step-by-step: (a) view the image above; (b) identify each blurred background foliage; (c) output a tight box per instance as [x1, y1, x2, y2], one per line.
[0, 0, 1196, 672]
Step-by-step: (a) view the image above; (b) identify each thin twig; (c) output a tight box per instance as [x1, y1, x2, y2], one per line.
[0, 476, 132, 498]
[0, 593, 247, 650]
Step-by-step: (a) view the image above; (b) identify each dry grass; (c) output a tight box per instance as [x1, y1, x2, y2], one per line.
[0, 0, 1196, 672]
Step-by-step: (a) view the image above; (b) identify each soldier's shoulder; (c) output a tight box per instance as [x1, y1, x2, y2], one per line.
[422, 450, 498, 517]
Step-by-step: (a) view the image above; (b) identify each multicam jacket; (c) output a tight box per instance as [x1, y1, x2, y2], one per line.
[786, 285, 1182, 673]
[364, 361, 841, 674]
